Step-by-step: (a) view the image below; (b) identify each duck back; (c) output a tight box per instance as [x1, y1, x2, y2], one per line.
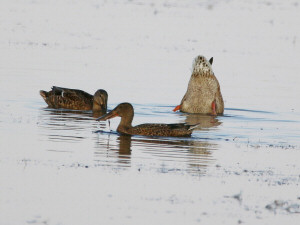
[40, 86, 93, 110]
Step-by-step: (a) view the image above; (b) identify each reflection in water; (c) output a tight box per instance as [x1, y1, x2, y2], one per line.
[118, 135, 132, 155]
[94, 134, 132, 168]
[41, 108, 106, 118]
[184, 113, 222, 129]
[94, 131, 217, 175]
[131, 136, 216, 175]
[38, 108, 106, 142]
[38, 107, 220, 175]
[92, 111, 107, 119]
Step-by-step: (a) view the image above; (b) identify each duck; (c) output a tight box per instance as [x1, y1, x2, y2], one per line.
[96, 103, 199, 137]
[40, 86, 108, 113]
[173, 55, 224, 115]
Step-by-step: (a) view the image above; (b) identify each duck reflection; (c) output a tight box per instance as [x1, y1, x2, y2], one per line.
[94, 134, 132, 168]
[184, 113, 222, 129]
[41, 108, 106, 118]
[38, 108, 106, 142]
[94, 131, 218, 175]
[132, 137, 216, 175]
[118, 135, 132, 155]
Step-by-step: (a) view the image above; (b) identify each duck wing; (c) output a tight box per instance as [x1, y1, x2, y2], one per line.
[41, 86, 93, 110]
[132, 123, 199, 137]
[164, 123, 200, 130]
[51, 86, 93, 99]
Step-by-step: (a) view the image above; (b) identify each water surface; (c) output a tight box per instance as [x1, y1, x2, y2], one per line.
[1, 0, 300, 224]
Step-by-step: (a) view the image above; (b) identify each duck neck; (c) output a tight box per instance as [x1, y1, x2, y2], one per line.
[117, 112, 134, 132]
[92, 100, 106, 113]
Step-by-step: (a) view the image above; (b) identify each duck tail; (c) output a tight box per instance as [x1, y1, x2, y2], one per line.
[39, 90, 47, 100]
[188, 123, 201, 131]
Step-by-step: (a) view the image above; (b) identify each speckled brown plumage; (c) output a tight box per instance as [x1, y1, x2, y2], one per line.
[174, 55, 224, 115]
[97, 103, 199, 137]
[40, 86, 108, 112]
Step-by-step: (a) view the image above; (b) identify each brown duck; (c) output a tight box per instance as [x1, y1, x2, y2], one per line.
[173, 55, 224, 115]
[97, 103, 199, 137]
[40, 86, 108, 113]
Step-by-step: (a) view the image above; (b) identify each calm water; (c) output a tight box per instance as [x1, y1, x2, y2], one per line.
[35, 104, 299, 173]
[1, 0, 300, 224]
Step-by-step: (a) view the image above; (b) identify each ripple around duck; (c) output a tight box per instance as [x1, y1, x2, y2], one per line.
[92, 130, 217, 175]
[37, 108, 105, 143]
[35, 103, 300, 174]
[219, 108, 300, 147]
[225, 107, 274, 114]
[96, 104, 299, 171]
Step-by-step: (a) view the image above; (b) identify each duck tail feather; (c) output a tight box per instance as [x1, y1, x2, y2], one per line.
[188, 123, 201, 130]
[39, 90, 47, 100]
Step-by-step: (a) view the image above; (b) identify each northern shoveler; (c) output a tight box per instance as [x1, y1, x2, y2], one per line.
[173, 55, 224, 115]
[97, 103, 199, 137]
[40, 86, 108, 113]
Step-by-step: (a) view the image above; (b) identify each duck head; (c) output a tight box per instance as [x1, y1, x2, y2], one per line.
[96, 102, 134, 127]
[93, 89, 108, 112]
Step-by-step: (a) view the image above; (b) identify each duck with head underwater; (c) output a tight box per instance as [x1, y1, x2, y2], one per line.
[173, 55, 224, 115]
[40, 86, 108, 113]
[97, 103, 199, 137]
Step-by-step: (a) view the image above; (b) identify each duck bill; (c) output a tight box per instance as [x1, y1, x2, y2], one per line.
[96, 110, 118, 121]
[94, 98, 107, 111]
[173, 105, 181, 112]
[94, 97, 103, 106]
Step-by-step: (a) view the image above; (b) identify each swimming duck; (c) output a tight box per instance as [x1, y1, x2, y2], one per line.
[40, 86, 108, 113]
[97, 103, 199, 137]
[173, 55, 224, 115]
